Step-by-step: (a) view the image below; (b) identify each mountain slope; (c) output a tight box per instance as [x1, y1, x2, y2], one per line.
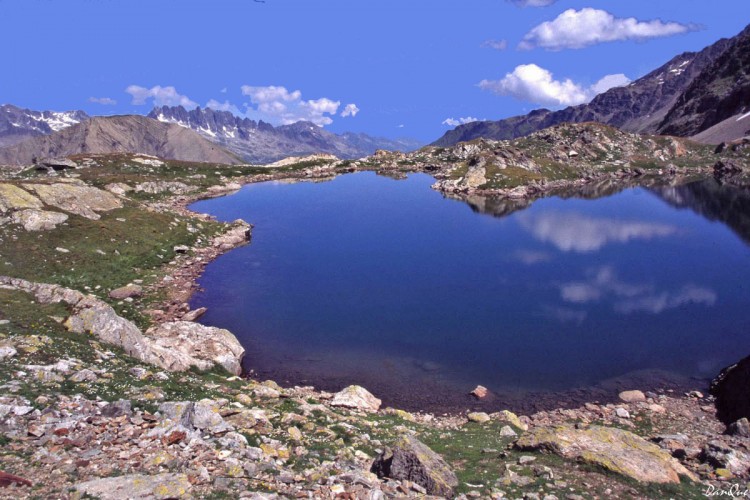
[658, 25, 750, 139]
[433, 25, 743, 147]
[0, 115, 241, 166]
[149, 105, 422, 163]
[0, 104, 89, 148]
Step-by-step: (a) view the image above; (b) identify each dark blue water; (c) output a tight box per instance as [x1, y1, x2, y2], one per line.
[190, 172, 750, 411]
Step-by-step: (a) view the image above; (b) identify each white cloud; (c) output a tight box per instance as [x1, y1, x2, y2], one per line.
[520, 8, 695, 51]
[517, 211, 676, 252]
[442, 116, 480, 127]
[512, 249, 552, 265]
[240, 85, 343, 126]
[615, 285, 717, 314]
[481, 39, 508, 51]
[559, 266, 716, 315]
[479, 64, 630, 107]
[88, 97, 116, 105]
[126, 85, 197, 108]
[590, 73, 632, 95]
[341, 103, 360, 117]
[397, 124, 405, 128]
[220, 87, 227, 93]
[510, 0, 558, 6]
[206, 99, 242, 114]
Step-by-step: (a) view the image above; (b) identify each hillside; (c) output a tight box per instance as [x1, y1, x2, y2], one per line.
[433, 24, 748, 147]
[0, 115, 241, 166]
[658, 25, 750, 139]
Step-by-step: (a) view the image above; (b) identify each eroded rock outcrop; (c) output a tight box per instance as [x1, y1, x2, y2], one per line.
[515, 424, 695, 484]
[10, 209, 68, 231]
[0, 277, 244, 375]
[21, 182, 122, 220]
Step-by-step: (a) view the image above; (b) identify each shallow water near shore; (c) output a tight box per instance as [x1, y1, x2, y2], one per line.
[189, 172, 750, 413]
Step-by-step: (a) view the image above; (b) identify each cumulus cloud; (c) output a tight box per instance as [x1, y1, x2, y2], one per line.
[517, 211, 676, 253]
[206, 99, 242, 114]
[341, 103, 360, 117]
[559, 266, 716, 315]
[442, 116, 480, 127]
[240, 85, 347, 126]
[479, 64, 631, 107]
[509, 0, 558, 6]
[520, 8, 696, 51]
[126, 85, 197, 108]
[481, 39, 508, 51]
[88, 97, 116, 105]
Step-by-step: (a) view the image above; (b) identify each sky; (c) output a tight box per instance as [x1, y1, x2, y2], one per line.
[1, 0, 748, 142]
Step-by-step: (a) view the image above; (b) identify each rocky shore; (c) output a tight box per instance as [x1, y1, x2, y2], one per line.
[1, 139, 750, 498]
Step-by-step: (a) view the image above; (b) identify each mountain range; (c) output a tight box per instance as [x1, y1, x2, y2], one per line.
[0, 104, 89, 148]
[147, 105, 422, 163]
[434, 24, 750, 147]
[0, 115, 240, 166]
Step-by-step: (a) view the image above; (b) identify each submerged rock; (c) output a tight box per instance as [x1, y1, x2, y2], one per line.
[371, 434, 458, 497]
[515, 425, 695, 484]
[330, 385, 382, 412]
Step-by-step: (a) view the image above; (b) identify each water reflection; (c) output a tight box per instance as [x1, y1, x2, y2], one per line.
[517, 212, 677, 253]
[558, 266, 717, 315]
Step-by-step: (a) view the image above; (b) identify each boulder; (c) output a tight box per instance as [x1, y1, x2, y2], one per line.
[714, 160, 743, 177]
[371, 435, 458, 497]
[70, 473, 191, 499]
[515, 425, 695, 484]
[711, 354, 750, 424]
[22, 183, 122, 220]
[727, 418, 750, 437]
[145, 321, 245, 375]
[470, 385, 488, 399]
[104, 182, 134, 196]
[39, 158, 77, 170]
[109, 284, 144, 300]
[618, 390, 646, 403]
[701, 441, 750, 476]
[467, 412, 491, 423]
[330, 385, 381, 412]
[10, 209, 68, 231]
[0, 184, 42, 214]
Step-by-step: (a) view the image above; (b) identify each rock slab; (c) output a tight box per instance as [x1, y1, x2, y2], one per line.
[371, 435, 458, 498]
[515, 425, 694, 484]
[71, 472, 191, 499]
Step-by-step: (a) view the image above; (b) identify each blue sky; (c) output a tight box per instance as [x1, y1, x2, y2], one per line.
[1, 0, 747, 142]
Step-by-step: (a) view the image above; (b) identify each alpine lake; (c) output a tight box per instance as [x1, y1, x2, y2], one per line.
[189, 171, 750, 413]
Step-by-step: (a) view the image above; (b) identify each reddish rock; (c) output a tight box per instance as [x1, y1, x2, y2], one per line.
[0, 471, 32, 487]
[470, 385, 488, 399]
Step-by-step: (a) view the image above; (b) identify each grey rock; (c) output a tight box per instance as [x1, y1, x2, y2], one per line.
[371, 434, 458, 497]
[727, 417, 750, 437]
[101, 399, 132, 418]
[108, 284, 143, 300]
[70, 472, 191, 499]
[11, 209, 68, 231]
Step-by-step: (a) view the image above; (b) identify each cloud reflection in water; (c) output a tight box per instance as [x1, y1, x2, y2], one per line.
[518, 212, 677, 252]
